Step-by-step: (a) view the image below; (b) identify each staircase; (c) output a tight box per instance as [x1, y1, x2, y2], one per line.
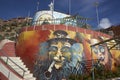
[0, 56, 36, 80]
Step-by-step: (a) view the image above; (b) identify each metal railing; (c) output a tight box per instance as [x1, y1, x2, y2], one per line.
[32, 16, 88, 27]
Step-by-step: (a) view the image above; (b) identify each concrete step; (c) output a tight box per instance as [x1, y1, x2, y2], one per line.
[11, 65, 28, 71]
[18, 70, 30, 76]
[14, 68, 26, 73]
[7, 60, 24, 66]
[8, 63, 26, 68]
[24, 73, 33, 79]
[0, 56, 20, 61]
[25, 77, 36, 80]
[0, 57, 23, 64]
[9, 57, 21, 60]
[14, 66, 29, 72]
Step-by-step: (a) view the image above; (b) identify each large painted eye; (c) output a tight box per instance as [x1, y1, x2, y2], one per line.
[49, 46, 58, 52]
[99, 45, 105, 53]
[92, 46, 98, 54]
[61, 46, 70, 53]
[61, 46, 71, 61]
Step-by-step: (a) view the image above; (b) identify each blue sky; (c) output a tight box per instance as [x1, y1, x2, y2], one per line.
[0, 0, 120, 29]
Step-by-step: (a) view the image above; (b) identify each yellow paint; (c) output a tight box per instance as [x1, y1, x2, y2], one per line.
[49, 30, 54, 39]
[67, 31, 76, 39]
[23, 31, 36, 40]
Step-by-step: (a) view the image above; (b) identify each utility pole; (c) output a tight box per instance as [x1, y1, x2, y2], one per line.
[91, 47, 95, 80]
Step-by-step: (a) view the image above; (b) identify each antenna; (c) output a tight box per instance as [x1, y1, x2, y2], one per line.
[68, 0, 71, 15]
[36, 1, 40, 11]
[94, 2, 100, 29]
[27, 11, 30, 26]
[53, 0, 55, 11]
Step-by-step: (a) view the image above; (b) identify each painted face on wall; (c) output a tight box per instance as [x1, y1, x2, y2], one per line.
[91, 38, 109, 65]
[92, 45, 105, 60]
[48, 40, 72, 69]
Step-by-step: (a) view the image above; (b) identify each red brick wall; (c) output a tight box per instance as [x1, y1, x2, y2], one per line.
[0, 72, 8, 80]
[1, 42, 16, 57]
[21, 24, 112, 38]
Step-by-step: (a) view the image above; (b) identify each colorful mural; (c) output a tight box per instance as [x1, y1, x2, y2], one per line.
[16, 29, 120, 80]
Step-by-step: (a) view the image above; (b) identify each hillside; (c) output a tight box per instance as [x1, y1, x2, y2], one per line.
[0, 17, 32, 41]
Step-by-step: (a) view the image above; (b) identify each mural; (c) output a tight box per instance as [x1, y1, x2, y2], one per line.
[33, 30, 85, 80]
[16, 29, 120, 80]
[90, 36, 112, 70]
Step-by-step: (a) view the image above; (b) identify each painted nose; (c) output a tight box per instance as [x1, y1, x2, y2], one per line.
[54, 50, 63, 61]
[98, 52, 104, 61]
[54, 55, 62, 61]
[57, 49, 62, 57]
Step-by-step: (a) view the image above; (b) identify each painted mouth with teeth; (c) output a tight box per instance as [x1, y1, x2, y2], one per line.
[53, 58, 65, 69]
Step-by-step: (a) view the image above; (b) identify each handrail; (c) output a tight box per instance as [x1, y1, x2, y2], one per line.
[0, 49, 26, 77]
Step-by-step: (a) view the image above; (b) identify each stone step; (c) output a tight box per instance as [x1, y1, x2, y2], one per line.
[24, 73, 33, 79]
[0, 56, 20, 61]
[18, 71, 30, 76]
[25, 77, 36, 80]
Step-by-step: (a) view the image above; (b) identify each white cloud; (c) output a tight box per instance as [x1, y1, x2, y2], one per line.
[99, 18, 112, 29]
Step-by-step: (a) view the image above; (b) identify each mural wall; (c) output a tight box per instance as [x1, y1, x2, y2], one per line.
[16, 29, 120, 80]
